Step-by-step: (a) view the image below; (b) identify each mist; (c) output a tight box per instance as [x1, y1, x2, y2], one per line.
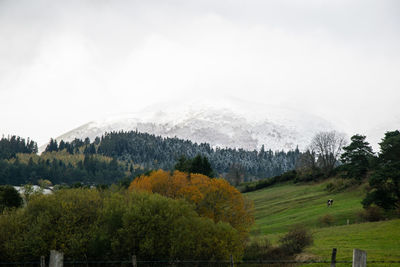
[1, 0, 399, 148]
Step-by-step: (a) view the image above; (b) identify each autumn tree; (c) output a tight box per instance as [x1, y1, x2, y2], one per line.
[129, 170, 254, 236]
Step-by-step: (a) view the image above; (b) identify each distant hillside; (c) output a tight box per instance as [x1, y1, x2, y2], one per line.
[95, 131, 301, 180]
[49, 98, 336, 153]
[1, 131, 301, 185]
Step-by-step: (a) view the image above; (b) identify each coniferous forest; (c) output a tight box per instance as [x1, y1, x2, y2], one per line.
[0, 131, 300, 185]
[96, 131, 300, 179]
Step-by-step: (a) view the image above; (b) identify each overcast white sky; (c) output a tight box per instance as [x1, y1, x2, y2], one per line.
[0, 0, 399, 148]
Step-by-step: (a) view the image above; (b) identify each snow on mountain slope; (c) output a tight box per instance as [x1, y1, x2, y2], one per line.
[49, 98, 337, 152]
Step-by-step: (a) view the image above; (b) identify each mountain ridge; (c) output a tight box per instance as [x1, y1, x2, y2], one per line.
[43, 99, 338, 153]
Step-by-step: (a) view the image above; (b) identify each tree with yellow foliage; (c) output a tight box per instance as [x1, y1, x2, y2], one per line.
[129, 170, 254, 236]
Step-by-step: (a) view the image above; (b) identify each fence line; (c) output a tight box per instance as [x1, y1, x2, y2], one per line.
[3, 260, 400, 265]
[1, 248, 400, 267]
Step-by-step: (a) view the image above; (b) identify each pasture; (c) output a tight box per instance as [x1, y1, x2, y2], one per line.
[245, 179, 366, 235]
[244, 179, 400, 265]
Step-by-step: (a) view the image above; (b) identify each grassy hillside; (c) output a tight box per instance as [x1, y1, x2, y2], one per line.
[244, 180, 400, 265]
[245, 179, 366, 235]
[307, 219, 400, 264]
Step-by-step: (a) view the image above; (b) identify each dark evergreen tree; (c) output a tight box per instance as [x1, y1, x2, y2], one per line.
[341, 134, 374, 180]
[174, 156, 191, 173]
[84, 137, 91, 145]
[59, 140, 66, 151]
[94, 136, 101, 145]
[189, 155, 214, 177]
[362, 130, 400, 210]
[84, 143, 96, 155]
[66, 143, 74, 154]
[0, 185, 23, 212]
[45, 138, 58, 152]
[0, 136, 38, 159]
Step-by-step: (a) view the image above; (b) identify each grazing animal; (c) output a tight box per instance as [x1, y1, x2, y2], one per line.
[327, 199, 333, 207]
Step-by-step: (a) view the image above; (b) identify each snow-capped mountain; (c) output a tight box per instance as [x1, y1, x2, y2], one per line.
[50, 98, 337, 152]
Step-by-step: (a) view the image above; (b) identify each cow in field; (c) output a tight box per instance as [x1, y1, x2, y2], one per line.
[327, 199, 333, 207]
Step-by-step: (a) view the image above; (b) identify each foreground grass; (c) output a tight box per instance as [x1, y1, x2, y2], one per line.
[306, 219, 400, 263]
[244, 179, 400, 266]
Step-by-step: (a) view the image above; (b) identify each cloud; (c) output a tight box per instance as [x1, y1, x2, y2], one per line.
[0, 0, 399, 147]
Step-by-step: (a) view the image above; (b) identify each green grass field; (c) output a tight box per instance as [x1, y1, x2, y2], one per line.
[308, 219, 400, 263]
[244, 180, 400, 265]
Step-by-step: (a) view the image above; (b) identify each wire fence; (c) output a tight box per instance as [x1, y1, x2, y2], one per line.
[1, 260, 400, 267]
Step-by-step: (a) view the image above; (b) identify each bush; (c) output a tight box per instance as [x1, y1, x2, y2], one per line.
[357, 206, 385, 222]
[294, 168, 324, 183]
[0, 189, 243, 261]
[318, 214, 335, 226]
[244, 227, 313, 261]
[279, 226, 313, 255]
[242, 237, 272, 260]
[241, 170, 298, 193]
[0, 185, 23, 212]
[325, 178, 357, 193]
[243, 237, 292, 261]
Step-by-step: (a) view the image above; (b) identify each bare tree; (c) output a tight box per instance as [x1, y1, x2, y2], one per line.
[226, 163, 245, 186]
[310, 131, 347, 174]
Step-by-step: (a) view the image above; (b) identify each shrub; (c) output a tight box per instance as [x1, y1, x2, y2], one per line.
[241, 170, 298, 193]
[325, 178, 358, 193]
[294, 168, 324, 183]
[0, 185, 23, 212]
[242, 237, 272, 260]
[279, 226, 313, 255]
[357, 206, 385, 222]
[318, 214, 335, 226]
[244, 227, 314, 261]
[0, 189, 243, 261]
[243, 237, 291, 261]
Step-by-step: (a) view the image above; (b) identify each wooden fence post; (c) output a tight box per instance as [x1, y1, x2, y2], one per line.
[132, 255, 137, 267]
[352, 249, 367, 267]
[230, 254, 234, 267]
[330, 248, 337, 267]
[40, 255, 45, 267]
[49, 250, 63, 267]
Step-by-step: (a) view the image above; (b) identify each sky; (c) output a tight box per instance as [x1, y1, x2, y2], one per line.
[0, 0, 399, 148]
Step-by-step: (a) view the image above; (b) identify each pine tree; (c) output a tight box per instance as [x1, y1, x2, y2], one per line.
[362, 130, 400, 210]
[341, 134, 374, 180]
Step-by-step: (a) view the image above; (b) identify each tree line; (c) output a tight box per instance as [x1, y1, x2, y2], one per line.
[95, 131, 301, 180]
[0, 154, 131, 186]
[0, 135, 37, 160]
[37, 130, 302, 183]
[243, 129, 400, 214]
